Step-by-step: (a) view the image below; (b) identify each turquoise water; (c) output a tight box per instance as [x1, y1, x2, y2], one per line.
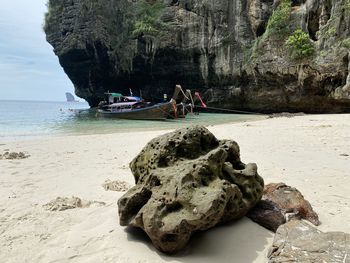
[0, 100, 261, 140]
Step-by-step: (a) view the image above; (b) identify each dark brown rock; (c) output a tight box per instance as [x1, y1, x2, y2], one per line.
[268, 220, 350, 262]
[247, 183, 320, 232]
[118, 126, 264, 253]
[247, 199, 286, 232]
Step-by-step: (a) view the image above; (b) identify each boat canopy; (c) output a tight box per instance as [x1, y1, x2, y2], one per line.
[125, 96, 141, 101]
[109, 92, 123, 97]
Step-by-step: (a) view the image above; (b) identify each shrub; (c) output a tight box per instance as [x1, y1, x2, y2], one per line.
[341, 38, 350, 48]
[285, 29, 315, 61]
[265, 0, 291, 38]
[345, 0, 350, 12]
[323, 25, 337, 38]
[132, 0, 166, 37]
[43, 0, 63, 32]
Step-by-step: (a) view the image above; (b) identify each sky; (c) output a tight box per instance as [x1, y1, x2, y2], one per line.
[0, 0, 75, 101]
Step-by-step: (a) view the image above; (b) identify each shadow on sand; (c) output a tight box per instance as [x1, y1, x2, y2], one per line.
[125, 217, 273, 263]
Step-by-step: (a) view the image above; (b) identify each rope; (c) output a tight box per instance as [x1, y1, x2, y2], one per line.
[172, 103, 178, 119]
[178, 86, 190, 101]
[195, 105, 265, 115]
[187, 90, 195, 106]
[194, 92, 207, 108]
[176, 102, 197, 116]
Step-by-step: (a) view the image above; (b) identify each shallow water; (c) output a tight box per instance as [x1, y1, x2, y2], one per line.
[0, 100, 262, 140]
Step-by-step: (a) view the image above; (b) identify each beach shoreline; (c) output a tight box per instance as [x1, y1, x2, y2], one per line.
[1, 114, 349, 262]
[0, 102, 265, 143]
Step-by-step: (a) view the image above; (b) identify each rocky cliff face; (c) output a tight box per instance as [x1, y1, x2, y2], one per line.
[44, 0, 350, 112]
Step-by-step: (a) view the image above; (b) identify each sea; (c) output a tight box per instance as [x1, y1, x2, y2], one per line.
[0, 100, 261, 141]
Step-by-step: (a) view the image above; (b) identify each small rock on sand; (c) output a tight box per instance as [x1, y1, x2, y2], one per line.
[247, 183, 319, 232]
[268, 112, 305, 118]
[0, 151, 30, 160]
[102, 180, 130, 192]
[43, 196, 105, 211]
[268, 220, 350, 262]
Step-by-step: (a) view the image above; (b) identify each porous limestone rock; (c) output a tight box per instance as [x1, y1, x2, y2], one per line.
[268, 220, 350, 262]
[118, 126, 264, 253]
[247, 183, 320, 232]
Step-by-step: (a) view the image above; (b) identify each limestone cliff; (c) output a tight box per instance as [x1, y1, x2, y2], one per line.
[44, 0, 350, 112]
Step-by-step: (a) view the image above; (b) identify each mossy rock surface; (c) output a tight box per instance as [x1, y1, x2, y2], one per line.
[118, 126, 264, 253]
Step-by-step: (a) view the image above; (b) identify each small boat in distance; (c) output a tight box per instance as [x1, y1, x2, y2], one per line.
[97, 86, 182, 120]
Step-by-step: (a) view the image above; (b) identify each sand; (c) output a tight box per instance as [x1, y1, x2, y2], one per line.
[0, 114, 349, 263]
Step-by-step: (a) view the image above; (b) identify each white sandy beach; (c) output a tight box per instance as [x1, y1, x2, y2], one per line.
[1, 114, 349, 263]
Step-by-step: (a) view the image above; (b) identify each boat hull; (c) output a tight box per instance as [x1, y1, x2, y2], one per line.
[98, 102, 174, 120]
[168, 103, 194, 119]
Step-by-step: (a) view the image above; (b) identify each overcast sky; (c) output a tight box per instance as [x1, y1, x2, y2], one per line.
[0, 0, 75, 101]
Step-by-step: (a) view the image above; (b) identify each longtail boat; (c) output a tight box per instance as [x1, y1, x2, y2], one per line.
[97, 86, 181, 120]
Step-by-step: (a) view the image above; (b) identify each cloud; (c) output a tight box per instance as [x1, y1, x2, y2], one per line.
[0, 0, 75, 102]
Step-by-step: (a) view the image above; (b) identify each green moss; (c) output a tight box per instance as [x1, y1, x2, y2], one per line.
[221, 34, 235, 46]
[43, 0, 63, 32]
[44, 0, 170, 72]
[285, 29, 315, 61]
[345, 0, 350, 12]
[264, 0, 292, 39]
[321, 21, 337, 38]
[243, 37, 264, 63]
[132, 0, 166, 37]
[325, 26, 337, 38]
[341, 38, 350, 48]
[242, 0, 291, 64]
[319, 50, 328, 57]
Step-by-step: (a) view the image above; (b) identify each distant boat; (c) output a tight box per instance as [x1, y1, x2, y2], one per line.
[97, 86, 182, 120]
[65, 92, 78, 102]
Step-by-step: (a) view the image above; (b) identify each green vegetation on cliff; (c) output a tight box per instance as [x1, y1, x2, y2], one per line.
[132, 0, 166, 37]
[345, 0, 350, 11]
[265, 0, 291, 38]
[44, 0, 169, 73]
[285, 29, 315, 61]
[44, 0, 63, 31]
[342, 38, 350, 48]
[244, 0, 292, 62]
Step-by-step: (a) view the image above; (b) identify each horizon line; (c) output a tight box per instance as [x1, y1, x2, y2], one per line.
[0, 99, 87, 103]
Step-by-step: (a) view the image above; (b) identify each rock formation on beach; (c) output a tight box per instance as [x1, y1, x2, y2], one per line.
[247, 183, 320, 232]
[102, 179, 130, 192]
[0, 151, 30, 160]
[268, 220, 350, 262]
[43, 197, 105, 211]
[118, 126, 264, 253]
[44, 0, 350, 113]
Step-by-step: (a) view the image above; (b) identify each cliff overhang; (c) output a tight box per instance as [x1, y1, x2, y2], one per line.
[44, 0, 350, 113]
